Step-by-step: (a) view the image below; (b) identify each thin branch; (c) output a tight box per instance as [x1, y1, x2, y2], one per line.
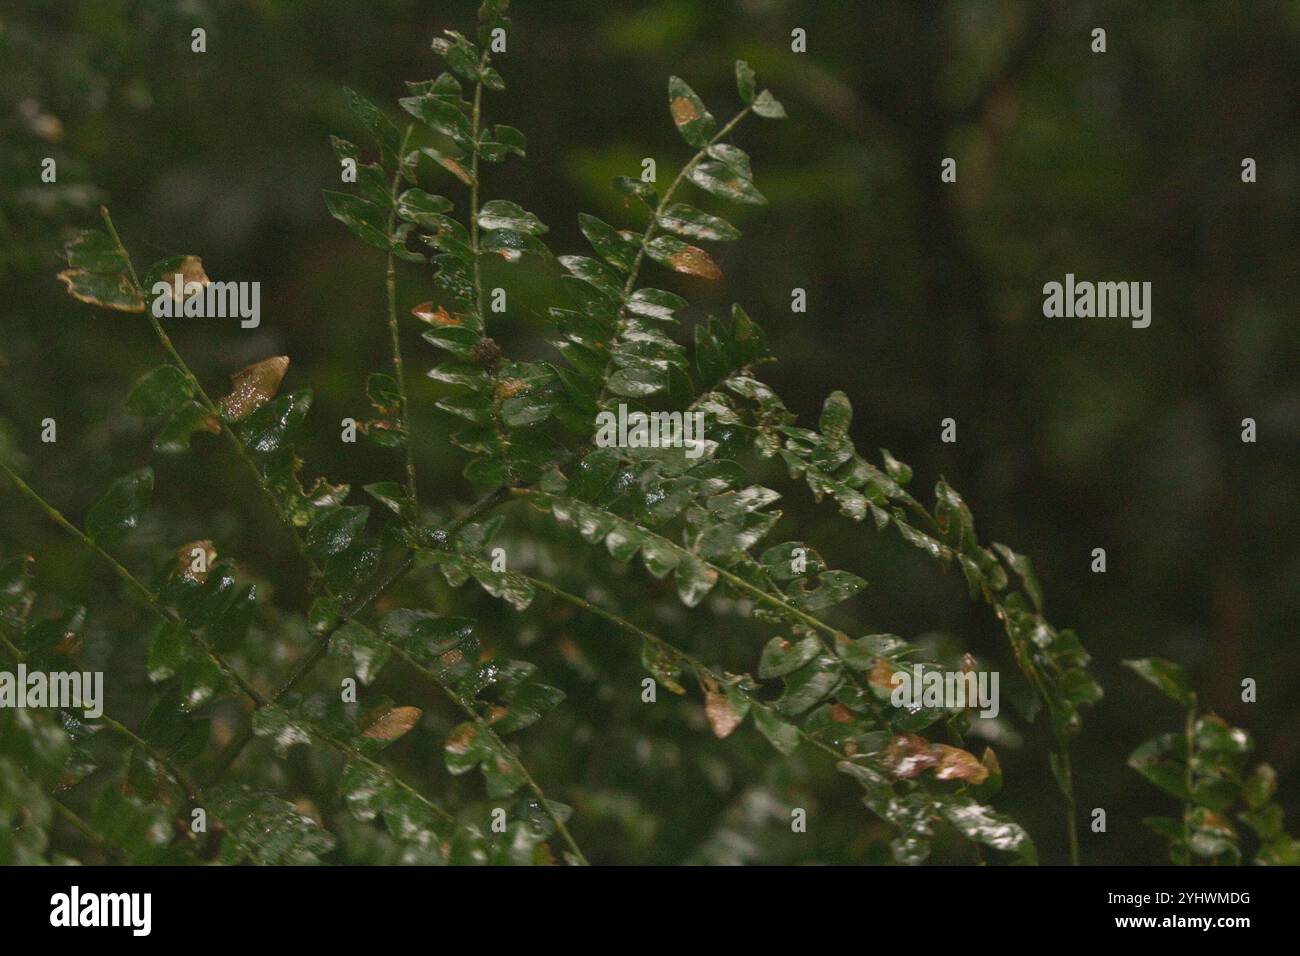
[0, 460, 266, 708]
[203, 484, 513, 785]
[0, 625, 202, 811]
[388, 645, 590, 865]
[52, 801, 121, 860]
[99, 207, 326, 586]
[520, 572, 845, 766]
[591, 106, 754, 416]
[385, 124, 419, 509]
[309, 725, 457, 826]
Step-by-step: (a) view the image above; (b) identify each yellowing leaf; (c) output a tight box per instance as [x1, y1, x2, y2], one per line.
[154, 256, 210, 305]
[360, 705, 423, 741]
[220, 356, 289, 421]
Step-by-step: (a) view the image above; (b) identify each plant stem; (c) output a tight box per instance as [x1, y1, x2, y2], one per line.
[0, 460, 266, 708]
[0, 627, 201, 809]
[469, 63, 486, 322]
[389, 645, 590, 865]
[622, 106, 753, 300]
[53, 801, 121, 860]
[99, 207, 326, 586]
[521, 572, 846, 767]
[100, 714, 205, 803]
[203, 485, 512, 785]
[385, 125, 419, 510]
[591, 106, 754, 416]
[1183, 693, 1197, 852]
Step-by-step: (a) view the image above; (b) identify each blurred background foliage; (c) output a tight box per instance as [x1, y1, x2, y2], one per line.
[1, 0, 1297, 863]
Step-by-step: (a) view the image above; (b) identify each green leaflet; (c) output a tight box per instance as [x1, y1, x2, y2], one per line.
[667, 76, 716, 147]
[752, 89, 787, 119]
[330, 621, 392, 685]
[399, 92, 474, 150]
[758, 635, 821, 679]
[477, 199, 548, 235]
[578, 213, 638, 272]
[689, 160, 767, 205]
[323, 190, 392, 252]
[735, 60, 757, 104]
[657, 203, 740, 242]
[396, 188, 454, 226]
[85, 467, 152, 545]
[339, 759, 467, 864]
[1123, 656, 1193, 706]
[343, 86, 402, 164]
[209, 784, 336, 865]
[126, 365, 195, 421]
[58, 228, 143, 313]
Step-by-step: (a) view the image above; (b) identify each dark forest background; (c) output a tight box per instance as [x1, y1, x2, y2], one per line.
[2, 0, 1297, 863]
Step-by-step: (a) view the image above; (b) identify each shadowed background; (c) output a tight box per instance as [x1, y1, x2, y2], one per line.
[2, 0, 1298, 863]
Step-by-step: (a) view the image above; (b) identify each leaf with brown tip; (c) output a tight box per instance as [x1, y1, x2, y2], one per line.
[220, 356, 289, 422]
[644, 236, 722, 280]
[932, 744, 991, 784]
[57, 269, 144, 313]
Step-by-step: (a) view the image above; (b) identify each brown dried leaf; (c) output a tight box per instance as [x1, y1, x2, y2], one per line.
[412, 301, 460, 325]
[981, 746, 1002, 781]
[931, 744, 990, 784]
[149, 255, 210, 310]
[220, 355, 289, 421]
[440, 157, 473, 185]
[887, 732, 938, 779]
[54, 630, 82, 657]
[667, 244, 722, 280]
[868, 658, 896, 691]
[170, 256, 210, 299]
[445, 722, 477, 755]
[360, 704, 423, 741]
[704, 686, 744, 739]
[177, 539, 217, 584]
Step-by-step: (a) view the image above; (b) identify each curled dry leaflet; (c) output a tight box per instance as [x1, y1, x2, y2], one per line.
[1, 0, 1293, 868]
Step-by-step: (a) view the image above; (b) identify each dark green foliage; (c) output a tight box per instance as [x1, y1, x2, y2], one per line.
[2, 1, 1282, 868]
[1125, 658, 1297, 864]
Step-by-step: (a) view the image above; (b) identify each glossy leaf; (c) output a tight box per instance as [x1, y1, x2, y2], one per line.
[85, 468, 153, 544]
[667, 76, 716, 147]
